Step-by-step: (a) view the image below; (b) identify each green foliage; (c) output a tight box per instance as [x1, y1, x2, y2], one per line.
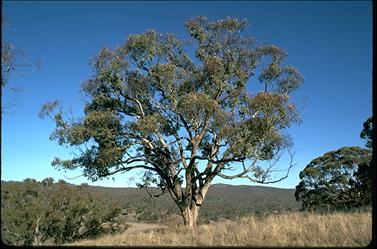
[295, 147, 372, 211]
[296, 117, 373, 211]
[1, 179, 122, 245]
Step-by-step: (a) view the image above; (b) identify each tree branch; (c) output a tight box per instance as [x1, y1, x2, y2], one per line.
[217, 150, 295, 184]
[98, 164, 156, 178]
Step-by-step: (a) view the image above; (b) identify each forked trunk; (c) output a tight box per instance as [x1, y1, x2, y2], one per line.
[181, 205, 199, 228]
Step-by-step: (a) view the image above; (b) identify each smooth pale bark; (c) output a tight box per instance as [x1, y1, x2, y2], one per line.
[178, 182, 211, 227]
[181, 205, 199, 228]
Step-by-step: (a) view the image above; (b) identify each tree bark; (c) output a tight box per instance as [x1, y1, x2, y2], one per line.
[178, 179, 212, 227]
[181, 204, 199, 228]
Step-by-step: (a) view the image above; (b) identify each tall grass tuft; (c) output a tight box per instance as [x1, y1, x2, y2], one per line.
[70, 210, 372, 247]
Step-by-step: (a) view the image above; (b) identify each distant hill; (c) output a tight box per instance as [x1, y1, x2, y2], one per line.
[1, 180, 301, 223]
[81, 182, 301, 222]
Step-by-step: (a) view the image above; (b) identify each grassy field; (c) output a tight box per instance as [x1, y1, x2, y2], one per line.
[70, 210, 372, 247]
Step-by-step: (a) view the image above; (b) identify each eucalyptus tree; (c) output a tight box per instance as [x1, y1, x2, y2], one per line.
[295, 146, 372, 211]
[295, 116, 373, 211]
[40, 16, 303, 227]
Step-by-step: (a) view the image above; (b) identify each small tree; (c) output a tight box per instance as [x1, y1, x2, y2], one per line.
[40, 16, 303, 227]
[295, 146, 372, 211]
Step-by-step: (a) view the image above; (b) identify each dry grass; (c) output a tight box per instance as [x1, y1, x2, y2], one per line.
[69, 210, 372, 247]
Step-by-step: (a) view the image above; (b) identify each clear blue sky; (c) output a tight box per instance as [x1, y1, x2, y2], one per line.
[1, 1, 372, 189]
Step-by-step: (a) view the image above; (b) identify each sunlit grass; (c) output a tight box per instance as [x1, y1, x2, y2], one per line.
[70, 210, 372, 247]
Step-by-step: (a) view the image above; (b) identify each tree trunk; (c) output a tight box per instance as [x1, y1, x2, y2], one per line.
[178, 181, 211, 227]
[181, 204, 199, 228]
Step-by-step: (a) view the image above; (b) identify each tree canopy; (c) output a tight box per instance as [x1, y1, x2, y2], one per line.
[295, 116, 373, 211]
[295, 146, 372, 210]
[40, 16, 303, 227]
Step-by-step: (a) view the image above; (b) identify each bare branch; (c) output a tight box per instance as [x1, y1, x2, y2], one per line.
[131, 97, 145, 117]
[98, 164, 156, 178]
[217, 158, 258, 179]
[144, 185, 167, 199]
[217, 150, 295, 184]
[63, 174, 85, 180]
[157, 133, 169, 148]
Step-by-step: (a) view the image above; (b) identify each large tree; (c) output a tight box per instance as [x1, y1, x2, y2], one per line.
[40, 16, 303, 227]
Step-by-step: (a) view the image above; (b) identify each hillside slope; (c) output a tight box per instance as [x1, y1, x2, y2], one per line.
[82, 183, 301, 222]
[1, 180, 301, 223]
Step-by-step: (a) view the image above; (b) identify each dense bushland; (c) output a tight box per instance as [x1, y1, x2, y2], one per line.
[1, 178, 124, 245]
[1, 180, 300, 244]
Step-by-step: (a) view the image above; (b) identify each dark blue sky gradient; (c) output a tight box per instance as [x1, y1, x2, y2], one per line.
[2, 1, 372, 188]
